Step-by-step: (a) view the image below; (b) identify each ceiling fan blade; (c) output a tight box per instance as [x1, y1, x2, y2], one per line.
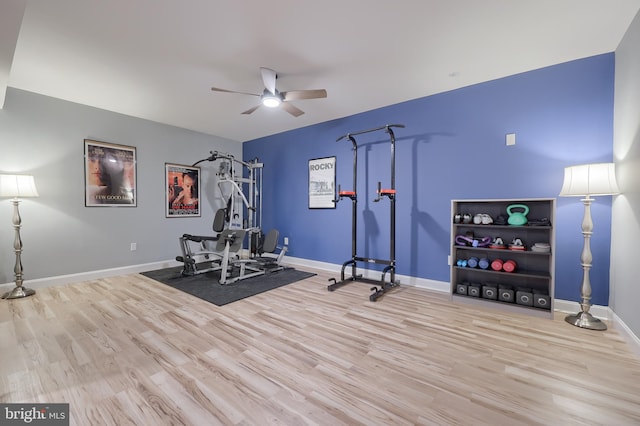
[260, 67, 277, 94]
[281, 102, 305, 117]
[241, 105, 261, 115]
[211, 87, 260, 97]
[282, 89, 327, 101]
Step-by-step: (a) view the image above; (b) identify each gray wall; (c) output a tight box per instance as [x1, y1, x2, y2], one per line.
[0, 88, 241, 284]
[612, 10, 640, 339]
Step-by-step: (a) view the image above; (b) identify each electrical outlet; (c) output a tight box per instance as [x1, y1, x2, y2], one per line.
[130, 242, 137, 251]
[284, 237, 289, 245]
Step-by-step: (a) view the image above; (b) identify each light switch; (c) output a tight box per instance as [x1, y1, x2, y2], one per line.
[506, 133, 516, 146]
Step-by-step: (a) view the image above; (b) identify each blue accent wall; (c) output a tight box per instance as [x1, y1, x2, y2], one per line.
[244, 54, 615, 305]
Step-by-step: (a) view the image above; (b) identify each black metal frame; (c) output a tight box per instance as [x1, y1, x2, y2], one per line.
[327, 124, 404, 301]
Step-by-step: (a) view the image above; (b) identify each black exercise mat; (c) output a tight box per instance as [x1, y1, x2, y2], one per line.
[140, 266, 315, 306]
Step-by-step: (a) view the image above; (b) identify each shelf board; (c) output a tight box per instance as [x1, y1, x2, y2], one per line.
[453, 223, 552, 230]
[454, 246, 551, 256]
[454, 266, 550, 279]
[451, 293, 553, 319]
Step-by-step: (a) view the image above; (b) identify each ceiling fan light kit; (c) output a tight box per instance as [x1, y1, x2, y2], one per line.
[261, 92, 282, 108]
[211, 67, 327, 116]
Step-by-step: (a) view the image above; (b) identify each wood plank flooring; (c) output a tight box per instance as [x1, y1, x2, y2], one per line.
[1, 267, 640, 425]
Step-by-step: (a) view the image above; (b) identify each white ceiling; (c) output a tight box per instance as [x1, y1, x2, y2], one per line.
[2, 1, 639, 142]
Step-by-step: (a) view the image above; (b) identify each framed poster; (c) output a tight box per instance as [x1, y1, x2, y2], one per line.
[165, 163, 201, 217]
[308, 156, 336, 209]
[84, 139, 137, 206]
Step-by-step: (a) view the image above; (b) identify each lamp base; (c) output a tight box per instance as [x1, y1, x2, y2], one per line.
[565, 311, 607, 331]
[2, 286, 36, 299]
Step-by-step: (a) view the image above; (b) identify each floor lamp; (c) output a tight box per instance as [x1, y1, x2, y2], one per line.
[0, 174, 39, 300]
[559, 163, 619, 330]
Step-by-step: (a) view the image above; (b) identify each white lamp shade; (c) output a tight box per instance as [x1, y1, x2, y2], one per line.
[0, 174, 39, 198]
[559, 163, 620, 197]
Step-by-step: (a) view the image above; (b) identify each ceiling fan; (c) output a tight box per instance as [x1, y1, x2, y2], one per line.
[211, 67, 327, 117]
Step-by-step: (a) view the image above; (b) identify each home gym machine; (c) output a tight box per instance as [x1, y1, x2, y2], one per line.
[327, 124, 404, 301]
[175, 151, 287, 284]
[193, 150, 263, 237]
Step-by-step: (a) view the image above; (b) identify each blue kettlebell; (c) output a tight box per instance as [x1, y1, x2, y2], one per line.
[507, 204, 529, 226]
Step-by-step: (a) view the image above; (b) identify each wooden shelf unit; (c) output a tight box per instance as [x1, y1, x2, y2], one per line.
[450, 198, 556, 319]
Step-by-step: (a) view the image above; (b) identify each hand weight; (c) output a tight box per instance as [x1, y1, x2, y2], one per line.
[491, 259, 503, 271]
[502, 259, 517, 273]
[507, 204, 529, 226]
[467, 257, 479, 268]
[490, 258, 516, 272]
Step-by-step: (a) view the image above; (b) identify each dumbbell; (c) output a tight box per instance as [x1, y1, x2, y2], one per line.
[478, 257, 490, 269]
[502, 259, 517, 273]
[490, 259, 517, 272]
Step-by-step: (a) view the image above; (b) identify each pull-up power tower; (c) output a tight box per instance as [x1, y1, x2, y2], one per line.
[328, 124, 404, 301]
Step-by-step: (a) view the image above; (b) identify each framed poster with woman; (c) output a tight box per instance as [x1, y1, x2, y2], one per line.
[84, 139, 137, 207]
[165, 163, 201, 217]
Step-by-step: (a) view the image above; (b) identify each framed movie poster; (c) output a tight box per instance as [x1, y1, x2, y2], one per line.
[165, 163, 201, 217]
[308, 156, 336, 209]
[84, 139, 137, 207]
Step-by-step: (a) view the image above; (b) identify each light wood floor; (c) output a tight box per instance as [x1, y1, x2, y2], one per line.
[2, 267, 640, 425]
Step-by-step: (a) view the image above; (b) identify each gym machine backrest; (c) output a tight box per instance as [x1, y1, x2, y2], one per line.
[251, 229, 288, 270]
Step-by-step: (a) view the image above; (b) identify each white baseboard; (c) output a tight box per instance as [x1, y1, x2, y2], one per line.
[0, 259, 181, 291]
[611, 311, 640, 360]
[552, 298, 611, 320]
[3, 256, 638, 358]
